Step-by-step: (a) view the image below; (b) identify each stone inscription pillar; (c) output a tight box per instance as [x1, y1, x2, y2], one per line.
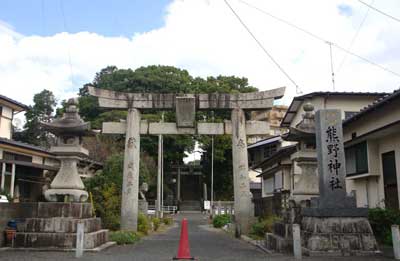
[315, 109, 346, 207]
[231, 108, 252, 235]
[121, 108, 141, 231]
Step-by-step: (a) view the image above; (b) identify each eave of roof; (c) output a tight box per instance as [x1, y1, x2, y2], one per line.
[0, 94, 29, 111]
[343, 89, 400, 126]
[0, 137, 52, 155]
[251, 144, 296, 170]
[280, 91, 388, 128]
[247, 135, 280, 149]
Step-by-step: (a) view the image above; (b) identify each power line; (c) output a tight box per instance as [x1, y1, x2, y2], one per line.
[223, 0, 301, 94]
[358, 0, 400, 23]
[328, 42, 335, 91]
[237, 0, 400, 79]
[336, 0, 373, 73]
[59, 0, 75, 85]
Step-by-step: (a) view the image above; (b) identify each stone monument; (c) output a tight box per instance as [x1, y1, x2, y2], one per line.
[13, 99, 110, 250]
[41, 98, 89, 202]
[301, 109, 378, 256]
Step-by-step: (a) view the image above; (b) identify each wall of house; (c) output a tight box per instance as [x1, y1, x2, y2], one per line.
[0, 106, 12, 139]
[345, 133, 400, 209]
[344, 101, 400, 141]
[290, 96, 379, 128]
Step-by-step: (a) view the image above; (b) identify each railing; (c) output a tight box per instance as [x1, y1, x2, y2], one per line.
[148, 205, 177, 215]
[211, 201, 234, 216]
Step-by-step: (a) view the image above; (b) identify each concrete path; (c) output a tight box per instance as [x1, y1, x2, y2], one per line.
[0, 212, 394, 260]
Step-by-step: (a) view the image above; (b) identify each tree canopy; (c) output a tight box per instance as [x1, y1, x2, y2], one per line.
[78, 65, 258, 201]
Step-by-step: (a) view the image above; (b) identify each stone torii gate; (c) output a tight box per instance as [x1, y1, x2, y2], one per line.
[88, 86, 285, 234]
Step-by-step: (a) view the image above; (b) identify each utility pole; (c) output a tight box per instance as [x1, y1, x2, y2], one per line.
[156, 113, 164, 218]
[211, 111, 214, 215]
[161, 113, 164, 218]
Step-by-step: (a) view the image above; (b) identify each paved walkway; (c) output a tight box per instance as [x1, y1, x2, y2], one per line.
[0, 213, 395, 260]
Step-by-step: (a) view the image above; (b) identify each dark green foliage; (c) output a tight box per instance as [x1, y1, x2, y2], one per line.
[162, 217, 173, 226]
[13, 89, 57, 147]
[85, 153, 154, 230]
[212, 214, 231, 228]
[138, 213, 150, 235]
[368, 208, 400, 245]
[250, 216, 280, 238]
[109, 231, 140, 245]
[152, 217, 161, 231]
[79, 65, 259, 202]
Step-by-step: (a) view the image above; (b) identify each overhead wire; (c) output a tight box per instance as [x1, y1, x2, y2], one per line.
[237, 0, 400, 79]
[59, 0, 75, 85]
[336, 0, 374, 73]
[358, 0, 400, 23]
[223, 0, 301, 94]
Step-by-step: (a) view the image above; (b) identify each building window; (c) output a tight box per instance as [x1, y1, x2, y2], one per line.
[263, 176, 274, 196]
[3, 152, 32, 162]
[345, 141, 368, 175]
[263, 144, 277, 158]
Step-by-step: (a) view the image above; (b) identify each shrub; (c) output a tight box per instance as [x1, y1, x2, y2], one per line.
[250, 215, 281, 238]
[369, 208, 400, 245]
[138, 213, 150, 235]
[162, 217, 173, 226]
[110, 231, 140, 245]
[152, 217, 161, 231]
[213, 214, 231, 228]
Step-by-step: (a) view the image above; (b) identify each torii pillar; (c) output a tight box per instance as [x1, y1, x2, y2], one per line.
[231, 108, 253, 234]
[121, 108, 141, 230]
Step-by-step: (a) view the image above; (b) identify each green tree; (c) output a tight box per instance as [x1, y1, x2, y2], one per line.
[79, 65, 258, 201]
[13, 89, 57, 147]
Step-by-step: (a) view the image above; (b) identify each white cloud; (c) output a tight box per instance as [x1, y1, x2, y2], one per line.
[0, 0, 400, 107]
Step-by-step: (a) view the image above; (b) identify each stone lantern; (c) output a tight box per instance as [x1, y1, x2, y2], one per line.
[282, 103, 318, 202]
[41, 98, 90, 202]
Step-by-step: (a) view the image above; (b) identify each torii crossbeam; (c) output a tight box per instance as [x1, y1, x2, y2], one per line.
[88, 86, 285, 234]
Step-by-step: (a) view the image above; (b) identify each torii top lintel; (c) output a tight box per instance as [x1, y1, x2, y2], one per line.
[88, 86, 285, 110]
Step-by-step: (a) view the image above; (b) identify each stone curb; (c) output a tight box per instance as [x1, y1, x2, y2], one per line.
[240, 235, 276, 255]
[0, 241, 116, 252]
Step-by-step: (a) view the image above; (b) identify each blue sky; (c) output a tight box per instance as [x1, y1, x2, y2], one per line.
[0, 0, 399, 108]
[0, 0, 171, 36]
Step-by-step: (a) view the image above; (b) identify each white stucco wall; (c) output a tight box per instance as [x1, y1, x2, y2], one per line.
[290, 96, 379, 128]
[0, 106, 12, 139]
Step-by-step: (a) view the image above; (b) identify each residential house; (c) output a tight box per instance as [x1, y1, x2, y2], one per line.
[0, 95, 102, 202]
[343, 89, 400, 209]
[252, 91, 388, 216]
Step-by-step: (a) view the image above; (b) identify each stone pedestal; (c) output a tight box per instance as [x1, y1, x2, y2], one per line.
[301, 216, 378, 256]
[14, 202, 109, 250]
[44, 156, 88, 202]
[139, 199, 148, 215]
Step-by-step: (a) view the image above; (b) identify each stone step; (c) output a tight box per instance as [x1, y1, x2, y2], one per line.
[15, 229, 109, 249]
[179, 201, 201, 211]
[19, 218, 101, 233]
[36, 202, 93, 218]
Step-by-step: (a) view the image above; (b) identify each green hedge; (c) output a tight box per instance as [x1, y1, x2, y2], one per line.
[162, 217, 173, 226]
[110, 231, 140, 245]
[369, 208, 400, 245]
[212, 214, 231, 228]
[250, 215, 281, 238]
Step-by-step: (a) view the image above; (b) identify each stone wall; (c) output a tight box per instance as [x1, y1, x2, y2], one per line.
[0, 203, 37, 247]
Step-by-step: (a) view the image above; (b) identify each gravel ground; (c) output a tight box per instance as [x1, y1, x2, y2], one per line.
[0, 213, 394, 261]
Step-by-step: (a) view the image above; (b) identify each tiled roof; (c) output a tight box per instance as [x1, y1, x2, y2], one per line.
[0, 137, 103, 166]
[0, 94, 29, 111]
[247, 135, 281, 149]
[0, 137, 51, 154]
[251, 144, 297, 170]
[280, 91, 388, 127]
[343, 89, 400, 126]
